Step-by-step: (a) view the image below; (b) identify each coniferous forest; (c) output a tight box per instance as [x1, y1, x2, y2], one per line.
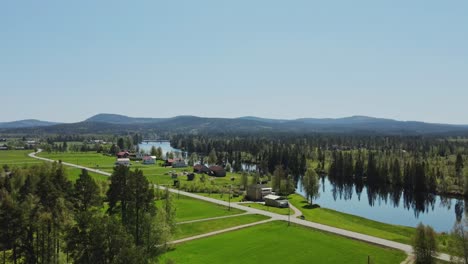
[0, 163, 175, 264]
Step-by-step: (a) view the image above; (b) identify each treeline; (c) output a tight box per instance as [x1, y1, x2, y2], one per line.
[0, 163, 174, 264]
[328, 150, 465, 196]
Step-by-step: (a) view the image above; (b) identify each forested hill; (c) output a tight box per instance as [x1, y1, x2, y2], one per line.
[2, 114, 468, 135]
[0, 119, 60, 129]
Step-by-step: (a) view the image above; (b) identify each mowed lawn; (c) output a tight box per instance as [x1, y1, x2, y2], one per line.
[175, 214, 269, 239]
[160, 221, 407, 264]
[0, 150, 42, 167]
[289, 194, 414, 244]
[156, 194, 244, 222]
[241, 202, 290, 215]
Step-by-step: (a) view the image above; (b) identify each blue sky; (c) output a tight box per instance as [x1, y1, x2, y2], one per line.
[1, 0, 467, 124]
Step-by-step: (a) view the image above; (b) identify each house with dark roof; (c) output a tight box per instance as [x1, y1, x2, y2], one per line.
[208, 165, 226, 177]
[193, 164, 210, 174]
[117, 151, 130, 158]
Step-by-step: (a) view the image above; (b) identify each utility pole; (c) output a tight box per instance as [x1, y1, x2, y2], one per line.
[228, 184, 232, 211]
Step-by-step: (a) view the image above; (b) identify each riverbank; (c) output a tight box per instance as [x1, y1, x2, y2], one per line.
[289, 194, 452, 254]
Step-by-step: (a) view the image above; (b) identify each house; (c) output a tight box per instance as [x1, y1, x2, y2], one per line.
[115, 158, 130, 166]
[246, 184, 272, 201]
[117, 151, 129, 158]
[208, 165, 226, 177]
[0, 138, 6, 142]
[0, 144, 8, 150]
[165, 158, 187, 168]
[264, 194, 289, 208]
[193, 164, 210, 174]
[142, 155, 155, 165]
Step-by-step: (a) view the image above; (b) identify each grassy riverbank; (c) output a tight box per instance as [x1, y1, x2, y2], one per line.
[289, 194, 452, 253]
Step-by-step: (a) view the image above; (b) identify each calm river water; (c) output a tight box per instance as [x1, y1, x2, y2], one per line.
[138, 141, 186, 158]
[297, 177, 464, 232]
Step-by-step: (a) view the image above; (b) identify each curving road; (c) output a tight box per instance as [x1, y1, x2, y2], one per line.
[29, 150, 452, 262]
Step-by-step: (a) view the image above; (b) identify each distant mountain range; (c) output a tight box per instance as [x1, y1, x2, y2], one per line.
[1, 113, 468, 135]
[0, 119, 60, 129]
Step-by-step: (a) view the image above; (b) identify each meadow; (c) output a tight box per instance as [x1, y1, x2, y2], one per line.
[160, 221, 407, 264]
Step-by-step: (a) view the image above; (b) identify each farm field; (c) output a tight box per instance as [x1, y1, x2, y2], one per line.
[0, 150, 42, 167]
[160, 221, 407, 264]
[175, 214, 268, 239]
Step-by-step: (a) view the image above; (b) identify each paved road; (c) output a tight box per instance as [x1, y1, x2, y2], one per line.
[29, 150, 452, 262]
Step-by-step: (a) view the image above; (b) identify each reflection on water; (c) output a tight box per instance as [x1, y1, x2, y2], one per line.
[297, 177, 465, 232]
[138, 141, 186, 158]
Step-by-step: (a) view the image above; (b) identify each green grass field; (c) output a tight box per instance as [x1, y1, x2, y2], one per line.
[0, 150, 109, 183]
[0, 150, 42, 167]
[156, 194, 244, 222]
[175, 214, 269, 240]
[289, 194, 414, 244]
[160, 221, 407, 264]
[195, 192, 245, 203]
[241, 202, 291, 215]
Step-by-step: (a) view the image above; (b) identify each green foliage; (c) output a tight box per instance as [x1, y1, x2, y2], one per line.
[449, 219, 468, 263]
[413, 223, 438, 264]
[302, 166, 320, 205]
[73, 169, 101, 211]
[208, 148, 217, 165]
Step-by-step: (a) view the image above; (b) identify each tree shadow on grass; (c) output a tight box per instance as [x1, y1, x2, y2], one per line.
[302, 204, 321, 210]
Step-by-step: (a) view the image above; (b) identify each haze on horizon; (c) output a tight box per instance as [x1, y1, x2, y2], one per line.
[1, 1, 467, 124]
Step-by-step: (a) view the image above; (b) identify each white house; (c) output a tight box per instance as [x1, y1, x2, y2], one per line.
[115, 158, 130, 166]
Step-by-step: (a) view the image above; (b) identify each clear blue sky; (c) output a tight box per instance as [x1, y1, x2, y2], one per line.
[1, 0, 467, 124]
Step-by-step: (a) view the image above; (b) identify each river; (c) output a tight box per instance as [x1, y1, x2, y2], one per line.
[138, 141, 186, 158]
[297, 177, 464, 232]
